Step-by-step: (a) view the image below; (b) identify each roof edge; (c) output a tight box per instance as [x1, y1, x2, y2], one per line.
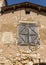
[1, 2, 46, 14]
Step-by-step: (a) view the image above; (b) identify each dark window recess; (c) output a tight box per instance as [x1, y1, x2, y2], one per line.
[25, 8, 30, 14]
[25, 11, 30, 14]
[18, 23, 39, 46]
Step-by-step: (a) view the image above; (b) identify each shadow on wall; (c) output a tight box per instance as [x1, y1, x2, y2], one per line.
[33, 63, 46, 65]
[1, 6, 46, 16]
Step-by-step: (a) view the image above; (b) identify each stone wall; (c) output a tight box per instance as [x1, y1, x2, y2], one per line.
[0, 9, 46, 65]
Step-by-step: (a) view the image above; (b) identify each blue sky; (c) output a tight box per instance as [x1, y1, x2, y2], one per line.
[7, 0, 46, 7]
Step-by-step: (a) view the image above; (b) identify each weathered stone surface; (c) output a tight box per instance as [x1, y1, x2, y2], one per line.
[0, 5, 46, 64]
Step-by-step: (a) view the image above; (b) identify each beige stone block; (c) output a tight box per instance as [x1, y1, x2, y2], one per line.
[1, 32, 14, 44]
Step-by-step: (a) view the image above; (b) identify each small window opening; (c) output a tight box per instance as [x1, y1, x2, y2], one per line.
[25, 8, 30, 14]
[18, 23, 39, 46]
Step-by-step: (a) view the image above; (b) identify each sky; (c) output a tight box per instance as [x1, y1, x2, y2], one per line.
[7, 0, 46, 7]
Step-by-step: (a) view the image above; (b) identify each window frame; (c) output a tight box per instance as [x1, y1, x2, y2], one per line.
[18, 23, 39, 46]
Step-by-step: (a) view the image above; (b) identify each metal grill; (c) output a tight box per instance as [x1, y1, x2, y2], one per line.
[18, 23, 39, 46]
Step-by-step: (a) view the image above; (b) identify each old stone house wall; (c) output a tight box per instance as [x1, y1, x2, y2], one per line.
[0, 9, 46, 65]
